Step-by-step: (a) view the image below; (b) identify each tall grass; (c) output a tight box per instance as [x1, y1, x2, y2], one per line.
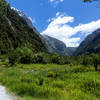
[0, 64, 100, 100]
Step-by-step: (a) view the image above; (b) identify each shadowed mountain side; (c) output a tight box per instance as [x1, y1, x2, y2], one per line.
[74, 29, 100, 55]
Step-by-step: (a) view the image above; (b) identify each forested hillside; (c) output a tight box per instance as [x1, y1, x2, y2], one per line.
[0, 0, 46, 54]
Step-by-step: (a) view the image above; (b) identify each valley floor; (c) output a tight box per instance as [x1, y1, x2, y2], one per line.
[0, 64, 100, 100]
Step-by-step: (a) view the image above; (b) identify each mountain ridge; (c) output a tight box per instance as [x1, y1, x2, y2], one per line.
[74, 28, 100, 55]
[12, 7, 77, 56]
[0, 2, 46, 54]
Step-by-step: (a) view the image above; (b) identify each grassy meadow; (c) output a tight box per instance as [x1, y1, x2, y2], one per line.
[0, 63, 100, 100]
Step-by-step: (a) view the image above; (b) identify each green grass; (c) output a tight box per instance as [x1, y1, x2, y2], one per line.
[0, 64, 100, 100]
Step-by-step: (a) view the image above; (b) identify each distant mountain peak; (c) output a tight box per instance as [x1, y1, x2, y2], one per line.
[11, 7, 26, 17]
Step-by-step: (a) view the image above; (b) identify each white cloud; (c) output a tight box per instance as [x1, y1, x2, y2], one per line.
[49, 0, 64, 5]
[56, 12, 60, 16]
[50, 0, 55, 2]
[63, 38, 80, 47]
[41, 13, 100, 47]
[28, 17, 36, 24]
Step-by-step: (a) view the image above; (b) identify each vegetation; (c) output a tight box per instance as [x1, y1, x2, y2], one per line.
[83, 0, 100, 2]
[0, 0, 7, 16]
[8, 47, 34, 65]
[1, 0, 100, 100]
[7, 47, 100, 71]
[0, 64, 100, 100]
[0, 0, 46, 54]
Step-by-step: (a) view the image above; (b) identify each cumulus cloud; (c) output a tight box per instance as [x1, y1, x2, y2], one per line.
[41, 13, 100, 47]
[49, 0, 64, 5]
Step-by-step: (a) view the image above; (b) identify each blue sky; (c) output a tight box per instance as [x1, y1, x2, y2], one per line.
[6, 0, 100, 47]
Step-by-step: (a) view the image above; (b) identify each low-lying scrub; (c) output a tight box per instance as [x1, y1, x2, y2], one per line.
[0, 64, 100, 100]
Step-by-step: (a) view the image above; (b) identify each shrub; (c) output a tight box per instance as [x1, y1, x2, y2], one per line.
[32, 52, 51, 64]
[82, 80, 100, 97]
[33, 53, 44, 63]
[8, 47, 34, 65]
[47, 72, 57, 78]
[51, 54, 65, 64]
[8, 50, 19, 65]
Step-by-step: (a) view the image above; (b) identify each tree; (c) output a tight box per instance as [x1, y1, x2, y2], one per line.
[83, 0, 100, 2]
[33, 53, 43, 63]
[91, 54, 99, 71]
[0, 0, 7, 16]
[82, 52, 89, 66]
[8, 47, 34, 65]
[8, 50, 19, 65]
[16, 47, 34, 64]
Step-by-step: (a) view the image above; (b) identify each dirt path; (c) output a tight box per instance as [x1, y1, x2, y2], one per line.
[0, 86, 21, 100]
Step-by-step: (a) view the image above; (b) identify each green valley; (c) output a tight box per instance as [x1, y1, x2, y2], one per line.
[0, 0, 100, 100]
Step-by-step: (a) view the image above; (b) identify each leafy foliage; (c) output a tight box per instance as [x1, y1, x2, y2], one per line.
[83, 0, 100, 2]
[7, 46, 100, 71]
[0, 0, 7, 16]
[8, 47, 34, 65]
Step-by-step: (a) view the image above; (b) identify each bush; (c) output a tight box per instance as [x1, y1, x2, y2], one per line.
[33, 52, 51, 64]
[82, 80, 100, 97]
[51, 54, 65, 64]
[8, 50, 19, 65]
[33, 53, 44, 63]
[47, 72, 57, 78]
[8, 47, 34, 65]
[16, 47, 34, 64]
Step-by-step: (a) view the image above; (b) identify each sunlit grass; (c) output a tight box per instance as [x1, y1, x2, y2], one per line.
[0, 64, 100, 100]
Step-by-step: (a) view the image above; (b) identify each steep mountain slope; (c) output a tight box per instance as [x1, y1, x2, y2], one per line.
[12, 8, 74, 56]
[11, 7, 40, 35]
[66, 47, 77, 56]
[75, 28, 100, 55]
[41, 35, 69, 56]
[0, 1, 46, 54]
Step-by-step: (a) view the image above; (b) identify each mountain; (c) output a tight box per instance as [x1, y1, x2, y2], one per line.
[41, 35, 77, 56]
[12, 7, 76, 56]
[0, 2, 46, 54]
[41, 35, 70, 56]
[66, 47, 77, 56]
[75, 28, 100, 55]
[11, 7, 40, 35]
